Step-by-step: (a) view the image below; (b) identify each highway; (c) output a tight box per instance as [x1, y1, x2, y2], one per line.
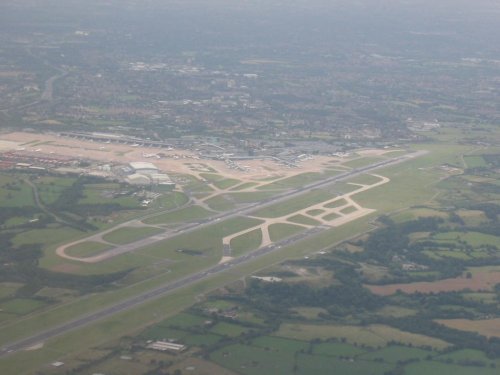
[0, 150, 426, 357]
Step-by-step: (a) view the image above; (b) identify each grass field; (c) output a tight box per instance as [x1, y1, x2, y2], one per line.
[257, 172, 323, 190]
[297, 353, 393, 375]
[0, 283, 23, 299]
[143, 205, 213, 225]
[200, 173, 241, 189]
[230, 229, 263, 256]
[287, 214, 321, 226]
[252, 189, 334, 218]
[404, 360, 499, 375]
[343, 157, 382, 168]
[211, 343, 297, 375]
[436, 348, 490, 363]
[161, 312, 207, 329]
[268, 223, 305, 242]
[432, 231, 500, 248]
[205, 195, 236, 211]
[0, 298, 46, 315]
[306, 208, 325, 216]
[12, 226, 83, 248]
[154, 191, 189, 210]
[324, 198, 347, 208]
[0, 174, 35, 207]
[65, 241, 114, 257]
[252, 336, 309, 352]
[322, 212, 341, 221]
[34, 175, 76, 205]
[210, 322, 251, 337]
[228, 191, 279, 203]
[102, 226, 164, 245]
[464, 155, 487, 168]
[359, 345, 433, 362]
[230, 182, 259, 191]
[79, 183, 140, 208]
[275, 323, 449, 349]
[313, 342, 367, 357]
[346, 174, 384, 185]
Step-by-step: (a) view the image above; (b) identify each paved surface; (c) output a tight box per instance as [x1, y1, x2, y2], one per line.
[0, 150, 426, 357]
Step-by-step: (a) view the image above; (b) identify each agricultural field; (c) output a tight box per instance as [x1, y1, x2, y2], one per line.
[275, 323, 449, 348]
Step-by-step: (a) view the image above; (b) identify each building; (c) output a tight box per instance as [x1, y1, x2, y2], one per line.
[126, 173, 151, 185]
[146, 341, 186, 352]
[129, 162, 159, 175]
[150, 173, 175, 187]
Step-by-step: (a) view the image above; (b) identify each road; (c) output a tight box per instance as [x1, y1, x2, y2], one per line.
[0, 150, 426, 357]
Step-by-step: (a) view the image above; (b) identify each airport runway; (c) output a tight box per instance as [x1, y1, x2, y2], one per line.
[0, 150, 426, 357]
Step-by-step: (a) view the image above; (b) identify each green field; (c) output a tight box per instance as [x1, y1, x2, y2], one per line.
[436, 348, 491, 363]
[322, 212, 341, 221]
[0, 283, 23, 299]
[405, 360, 499, 375]
[230, 229, 263, 256]
[346, 174, 384, 186]
[210, 322, 251, 337]
[464, 155, 487, 168]
[343, 157, 382, 168]
[359, 345, 433, 363]
[162, 312, 207, 329]
[200, 173, 241, 189]
[228, 191, 280, 203]
[313, 342, 366, 357]
[65, 241, 114, 257]
[324, 198, 347, 208]
[340, 206, 358, 215]
[154, 191, 189, 210]
[306, 208, 325, 216]
[275, 323, 449, 349]
[12, 226, 83, 248]
[205, 195, 236, 211]
[432, 231, 500, 248]
[34, 175, 76, 205]
[269, 223, 305, 242]
[229, 182, 259, 191]
[287, 214, 321, 226]
[143, 205, 213, 225]
[78, 183, 140, 208]
[0, 175, 35, 207]
[102, 226, 164, 245]
[258, 172, 324, 190]
[252, 189, 334, 218]
[297, 353, 393, 375]
[252, 336, 309, 352]
[0, 299, 46, 315]
[211, 343, 297, 375]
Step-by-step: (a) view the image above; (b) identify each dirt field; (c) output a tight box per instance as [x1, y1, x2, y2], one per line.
[0, 132, 336, 181]
[367, 267, 500, 296]
[435, 318, 500, 338]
